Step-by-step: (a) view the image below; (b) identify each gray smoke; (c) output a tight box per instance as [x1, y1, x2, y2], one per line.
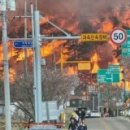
[9, 0, 130, 17]
[7, 0, 130, 34]
[37, 0, 130, 16]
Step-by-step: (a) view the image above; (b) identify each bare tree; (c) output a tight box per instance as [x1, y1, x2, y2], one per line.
[11, 69, 79, 121]
[42, 68, 79, 106]
[11, 73, 34, 121]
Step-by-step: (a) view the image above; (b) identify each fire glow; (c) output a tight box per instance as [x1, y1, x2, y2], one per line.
[0, 2, 130, 87]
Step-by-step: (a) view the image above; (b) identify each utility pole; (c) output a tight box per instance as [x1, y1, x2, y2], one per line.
[1, 0, 16, 130]
[32, 10, 80, 123]
[0, 0, 15, 130]
[31, 4, 38, 122]
[2, 10, 12, 130]
[24, 0, 28, 77]
[8, 4, 80, 124]
[33, 10, 42, 122]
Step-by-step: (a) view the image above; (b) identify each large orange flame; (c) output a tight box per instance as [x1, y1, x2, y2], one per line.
[1, 4, 130, 84]
[41, 40, 66, 57]
[99, 20, 113, 33]
[91, 52, 100, 74]
[66, 66, 77, 76]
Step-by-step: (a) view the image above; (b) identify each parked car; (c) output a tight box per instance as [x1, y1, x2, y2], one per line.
[90, 111, 101, 118]
[85, 110, 91, 118]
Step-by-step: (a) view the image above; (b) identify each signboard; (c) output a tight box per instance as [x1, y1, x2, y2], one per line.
[14, 40, 33, 48]
[0, 0, 6, 11]
[97, 69, 107, 83]
[80, 33, 109, 42]
[112, 74, 120, 83]
[105, 71, 112, 83]
[97, 65, 120, 84]
[78, 62, 91, 70]
[126, 30, 130, 36]
[110, 27, 127, 46]
[107, 65, 120, 83]
[121, 47, 130, 57]
[121, 32, 130, 57]
[41, 101, 60, 121]
[108, 65, 120, 73]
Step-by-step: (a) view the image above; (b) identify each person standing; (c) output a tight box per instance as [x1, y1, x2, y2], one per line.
[77, 119, 87, 130]
[68, 118, 78, 130]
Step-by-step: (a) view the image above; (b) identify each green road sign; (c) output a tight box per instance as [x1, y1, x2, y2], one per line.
[112, 73, 120, 83]
[107, 65, 120, 82]
[126, 30, 130, 35]
[122, 48, 130, 57]
[97, 69, 112, 84]
[97, 69, 107, 83]
[97, 65, 120, 84]
[108, 65, 120, 73]
[105, 71, 112, 83]
[121, 30, 130, 57]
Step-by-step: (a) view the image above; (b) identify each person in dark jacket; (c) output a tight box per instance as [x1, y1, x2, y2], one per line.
[68, 118, 78, 130]
[81, 109, 86, 120]
[77, 108, 86, 122]
[77, 119, 87, 130]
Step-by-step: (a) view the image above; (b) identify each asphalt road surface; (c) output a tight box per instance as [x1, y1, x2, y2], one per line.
[86, 117, 130, 130]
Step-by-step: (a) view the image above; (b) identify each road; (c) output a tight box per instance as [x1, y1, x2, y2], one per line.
[86, 117, 130, 130]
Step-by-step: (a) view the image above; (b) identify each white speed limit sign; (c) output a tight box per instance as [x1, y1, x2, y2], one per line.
[110, 28, 127, 45]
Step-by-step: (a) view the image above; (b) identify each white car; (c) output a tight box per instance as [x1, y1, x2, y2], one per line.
[85, 110, 91, 118]
[90, 111, 101, 117]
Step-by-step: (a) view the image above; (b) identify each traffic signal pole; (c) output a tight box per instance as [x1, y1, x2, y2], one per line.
[33, 11, 80, 123]
[8, 5, 80, 123]
[32, 9, 80, 123]
[33, 10, 42, 123]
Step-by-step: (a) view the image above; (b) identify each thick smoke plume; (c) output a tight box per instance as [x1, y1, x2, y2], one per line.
[9, 0, 130, 18]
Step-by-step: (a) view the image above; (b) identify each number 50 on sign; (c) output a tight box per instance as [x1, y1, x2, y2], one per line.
[110, 28, 127, 46]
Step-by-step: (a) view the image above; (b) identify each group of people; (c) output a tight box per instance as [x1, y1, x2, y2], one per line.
[68, 108, 87, 130]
